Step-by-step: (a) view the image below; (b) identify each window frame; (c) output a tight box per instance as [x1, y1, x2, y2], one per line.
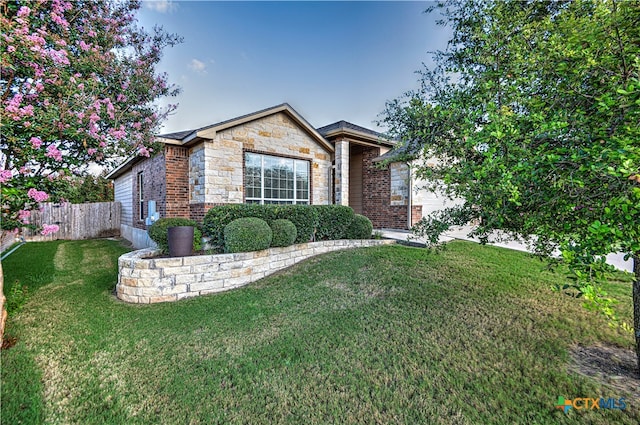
[244, 151, 310, 205]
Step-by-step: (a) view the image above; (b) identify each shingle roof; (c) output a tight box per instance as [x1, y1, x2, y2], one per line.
[158, 129, 195, 140]
[372, 138, 421, 163]
[316, 120, 384, 138]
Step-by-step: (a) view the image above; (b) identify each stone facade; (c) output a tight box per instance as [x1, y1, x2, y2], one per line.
[191, 112, 332, 209]
[334, 140, 349, 206]
[389, 162, 409, 206]
[116, 239, 395, 304]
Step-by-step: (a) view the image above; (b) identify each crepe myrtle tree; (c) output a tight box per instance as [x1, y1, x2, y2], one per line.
[0, 0, 181, 234]
[381, 0, 640, 368]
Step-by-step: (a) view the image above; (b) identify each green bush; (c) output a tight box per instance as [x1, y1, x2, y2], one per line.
[270, 219, 297, 247]
[269, 205, 318, 243]
[224, 217, 272, 253]
[203, 204, 318, 246]
[344, 214, 373, 239]
[148, 218, 202, 254]
[313, 205, 355, 240]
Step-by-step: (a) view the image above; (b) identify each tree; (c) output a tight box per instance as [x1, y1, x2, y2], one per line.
[0, 0, 181, 234]
[0, 0, 180, 343]
[382, 0, 640, 368]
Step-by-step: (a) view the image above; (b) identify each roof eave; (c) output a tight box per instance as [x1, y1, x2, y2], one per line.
[323, 127, 395, 147]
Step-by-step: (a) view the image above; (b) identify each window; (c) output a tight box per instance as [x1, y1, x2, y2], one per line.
[137, 171, 144, 220]
[245, 152, 310, 204]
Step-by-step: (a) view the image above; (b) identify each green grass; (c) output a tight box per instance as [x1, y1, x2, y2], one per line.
[1, 239, 636, 424]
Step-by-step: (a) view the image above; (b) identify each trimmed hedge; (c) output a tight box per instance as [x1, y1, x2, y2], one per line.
[270, 219, 297, 247]
[224, 217, 272, 253]
[344, 214, 373, 239]
[148, 218, 202, 254]
[313, 205, 355, 241]
[203, 204, 318, 246]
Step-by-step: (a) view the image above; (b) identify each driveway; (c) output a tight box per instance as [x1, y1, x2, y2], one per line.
[379, 226, 634, 273]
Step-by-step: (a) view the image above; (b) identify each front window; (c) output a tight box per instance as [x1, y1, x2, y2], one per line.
[245, 152, 309, 204]
[137, 171, 144, 220]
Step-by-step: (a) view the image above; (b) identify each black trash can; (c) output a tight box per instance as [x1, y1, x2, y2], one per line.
[167, 226, 194, 257]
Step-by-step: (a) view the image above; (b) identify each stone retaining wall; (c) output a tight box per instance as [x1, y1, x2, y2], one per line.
[116, 239, 395, 303]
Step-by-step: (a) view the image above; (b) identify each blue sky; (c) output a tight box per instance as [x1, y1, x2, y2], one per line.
[138, 1, 450, 134]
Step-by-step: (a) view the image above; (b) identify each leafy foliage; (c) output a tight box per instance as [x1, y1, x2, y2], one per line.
[269, 219, 297, 248]
[381, 0, 639, 366]
[203, 204, 318, 247]
[224, 217, 272, 253]
[51, 175, 114, 204]
[148, 218, 202, 254]
[313, 205, 355, 241]
[0, 0, 181, 233]
[344, 214, 373, 240]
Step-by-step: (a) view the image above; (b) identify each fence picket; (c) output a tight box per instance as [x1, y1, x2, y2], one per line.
[21, 202, 121, 242]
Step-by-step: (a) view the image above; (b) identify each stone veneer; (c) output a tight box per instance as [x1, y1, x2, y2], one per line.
[116, 239, 395, 304]
[190, 112, 333, 208]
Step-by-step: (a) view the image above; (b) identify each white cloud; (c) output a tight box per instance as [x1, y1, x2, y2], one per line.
[188, 59, 207, 74]
[144, 1, 178, 14]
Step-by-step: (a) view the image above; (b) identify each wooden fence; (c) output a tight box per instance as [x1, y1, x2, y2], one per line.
[23, 202, 121, 242]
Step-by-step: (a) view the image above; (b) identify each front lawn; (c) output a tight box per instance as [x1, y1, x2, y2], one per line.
[1, 239, 636, 424]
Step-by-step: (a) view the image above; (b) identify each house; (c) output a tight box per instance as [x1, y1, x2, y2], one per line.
[107, 103, 455, 248]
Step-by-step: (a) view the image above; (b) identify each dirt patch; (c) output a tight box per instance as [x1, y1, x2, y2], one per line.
[2, 335, 17, 350]
[569, 344, 640, 398]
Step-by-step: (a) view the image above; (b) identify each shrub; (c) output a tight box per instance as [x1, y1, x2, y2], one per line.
[224, 217, 272, 253]
[148, 217, 202, 254]
[270, 219, 297, 247]
[268, 205, 318, 243]
[313, 205, 355, 240]
[203, 204, 317, 246]
[344, 214, 373, 239]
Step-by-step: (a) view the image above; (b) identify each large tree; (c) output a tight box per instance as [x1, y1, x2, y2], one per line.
[0, 0, 180, 343]
[1, 0, 180, 233]
[382, 0, 640, 368]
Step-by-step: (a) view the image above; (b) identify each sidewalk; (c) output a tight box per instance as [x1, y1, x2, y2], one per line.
[378, 227, 634, 273]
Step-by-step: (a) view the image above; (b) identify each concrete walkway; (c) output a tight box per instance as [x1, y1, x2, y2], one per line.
[378, 226, 634, 273]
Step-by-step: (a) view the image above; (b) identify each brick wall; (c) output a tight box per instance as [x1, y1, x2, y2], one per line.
[132, 153, 166, 230]
[189, 202, 218, 223]
[411, 205, 423, 227]
[361, 148, 410, 229]
[165, 146, 190, 218]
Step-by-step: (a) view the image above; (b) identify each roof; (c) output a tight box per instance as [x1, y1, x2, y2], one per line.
[317, 120, 394, 147]
[372, 138, 421, 163]
[317, 120, 383, 138]
[107, 103, 334, 179]
[157, 103, 331, 151]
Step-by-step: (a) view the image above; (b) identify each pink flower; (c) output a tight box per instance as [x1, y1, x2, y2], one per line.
[51, 12, 69, 29]
[138, 146, 150, 157]
[79, 40, 91, 51]
[7, 46, 15, 53]
[27, 188, 49, 202]
[0, 169, 12, 183]
[88, 148, 97, 155]
[41, 224, 60, 236]
[18, 210, 30, 224]
[46, 144, 63, 161]
[17, 6, 31, 17]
